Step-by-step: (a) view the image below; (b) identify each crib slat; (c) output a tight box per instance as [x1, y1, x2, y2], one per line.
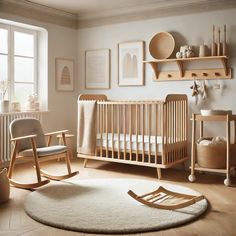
[106, 104, 109, 157]
[172, 101, 175, 163]
[111, 104, 114, 158]
[142, 104, 145, 162]
[148, 104, 151, 163]
[177, 101, 180, 158]
[129, 104, 132, 160]
[96, 104, 99, 156]
[100, 104, 103, 157]
[166, 102, 169, 164]
[155, 104, 158, 164]
[181, 100, 184, 157]
[136, 104, 138, 161]
[173, 101, 176, 162]
[118, 104, 120, 159]
[123, 104, 126, 160]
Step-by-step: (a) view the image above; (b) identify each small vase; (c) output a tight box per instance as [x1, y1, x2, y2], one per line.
[0, 100, 10, 113]
[0, 168, 10, 204]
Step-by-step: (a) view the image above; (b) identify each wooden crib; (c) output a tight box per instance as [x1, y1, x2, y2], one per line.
[77, 94, 188, 179]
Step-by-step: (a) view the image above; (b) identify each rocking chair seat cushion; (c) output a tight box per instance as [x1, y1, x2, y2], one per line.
[20, 145, 67, 157]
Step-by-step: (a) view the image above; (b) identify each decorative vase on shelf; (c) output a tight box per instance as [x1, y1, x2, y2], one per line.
[0, 168, 10, 204]
[0, 100, 10, 113]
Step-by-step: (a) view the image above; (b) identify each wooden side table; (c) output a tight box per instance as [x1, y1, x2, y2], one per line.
[57, 134, 74, 160]
[188, 113, 236, 186]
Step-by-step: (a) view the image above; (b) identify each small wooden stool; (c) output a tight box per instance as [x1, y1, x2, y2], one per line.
[57, 134, 74, 160]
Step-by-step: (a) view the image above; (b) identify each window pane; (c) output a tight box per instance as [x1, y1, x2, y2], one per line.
[0, 55, 8, 80]
[14, 31, 34, 57]
[0, 28, 8, 54]
[14, 57, 34, 82]
[14, 83, 34, 105]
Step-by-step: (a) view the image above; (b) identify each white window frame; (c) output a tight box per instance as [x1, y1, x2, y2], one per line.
[0, 23, 38, 103]
[0, 24, 10, 99]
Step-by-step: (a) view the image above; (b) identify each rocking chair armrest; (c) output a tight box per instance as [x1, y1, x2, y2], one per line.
[44, 130, 68, 136]
[11, 134, 37, 142]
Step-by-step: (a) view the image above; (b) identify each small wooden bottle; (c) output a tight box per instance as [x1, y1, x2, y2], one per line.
[217, 27, 221, 56]
[211, 25, 217, 56]
[222, 24, 227, 56]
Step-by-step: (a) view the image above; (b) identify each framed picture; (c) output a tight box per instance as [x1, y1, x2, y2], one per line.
[118, 41, 144, 86]
[55, 58, 74, 91]
[85, 49, 110, 89]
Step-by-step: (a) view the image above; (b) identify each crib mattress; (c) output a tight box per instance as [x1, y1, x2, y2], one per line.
[96, 133, 163, 153]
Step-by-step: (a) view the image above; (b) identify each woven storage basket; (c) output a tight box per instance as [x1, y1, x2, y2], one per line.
[197, 137, 226, 169]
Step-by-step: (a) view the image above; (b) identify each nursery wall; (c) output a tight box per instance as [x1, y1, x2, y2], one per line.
[77, 8, 236, 138]
[1, 7, 236, 159]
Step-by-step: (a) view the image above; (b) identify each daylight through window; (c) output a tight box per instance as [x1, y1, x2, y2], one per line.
[0, 24, 37, 106]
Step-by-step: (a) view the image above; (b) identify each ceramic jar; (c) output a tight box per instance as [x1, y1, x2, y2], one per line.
[0, 168, 10, 204]
[0, 100, 10, 113]
[199, 45, 208, 57]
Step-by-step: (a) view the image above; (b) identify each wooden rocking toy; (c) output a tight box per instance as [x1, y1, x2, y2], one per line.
[128, 186, 204, 210]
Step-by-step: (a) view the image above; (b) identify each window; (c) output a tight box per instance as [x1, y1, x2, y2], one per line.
[0, 24, 37, 106]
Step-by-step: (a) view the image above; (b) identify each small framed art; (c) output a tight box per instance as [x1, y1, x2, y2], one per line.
[55, 58, 74, 91]
[118, 41, 144, 86]
[85, 49, 110, 89]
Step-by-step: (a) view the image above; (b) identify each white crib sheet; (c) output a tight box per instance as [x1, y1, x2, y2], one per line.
[96, 133, 163, 153]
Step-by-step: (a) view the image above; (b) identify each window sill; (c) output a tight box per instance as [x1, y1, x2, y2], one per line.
[0, 110, 49, 116]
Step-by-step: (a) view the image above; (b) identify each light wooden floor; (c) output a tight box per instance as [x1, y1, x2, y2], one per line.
[1, 158, 236, 236]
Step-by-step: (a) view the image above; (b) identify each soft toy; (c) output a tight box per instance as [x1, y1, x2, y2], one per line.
[190, 81, 200, 97]
[25, 94, 40, 111]
[176, 45, 195, 58]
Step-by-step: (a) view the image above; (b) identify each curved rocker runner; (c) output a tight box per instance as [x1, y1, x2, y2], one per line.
[128, 186, 205, 210]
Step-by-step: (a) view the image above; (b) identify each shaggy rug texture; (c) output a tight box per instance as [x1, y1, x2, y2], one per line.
[24, 179, 208, 234]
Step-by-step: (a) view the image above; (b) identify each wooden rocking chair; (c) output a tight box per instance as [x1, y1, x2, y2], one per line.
[128, 186, 204, 210]
[8, 118, 79, 189]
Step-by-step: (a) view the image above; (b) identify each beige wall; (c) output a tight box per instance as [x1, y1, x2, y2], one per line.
[1, 7, 236, 149]
[77, 8, 236, 137]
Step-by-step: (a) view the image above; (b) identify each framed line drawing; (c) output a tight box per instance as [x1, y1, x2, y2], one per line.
[55, 58, 74, 91]
[85, 49, 110, 89]
[118, 41, 144, 86]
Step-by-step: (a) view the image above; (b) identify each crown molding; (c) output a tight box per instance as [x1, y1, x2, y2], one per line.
[0, 0, 78, 28]
[0, 0, 236, 29]
[77, 0, 236, 28]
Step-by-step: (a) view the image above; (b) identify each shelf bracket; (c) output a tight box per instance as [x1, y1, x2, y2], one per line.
[176, 61, 183, 77]
[220, 58, 229, 76]
[149, 62, 159, 79]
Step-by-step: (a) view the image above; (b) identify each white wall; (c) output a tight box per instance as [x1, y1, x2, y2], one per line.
[77, 8, 236, 138]
[1, 8, 236, 151]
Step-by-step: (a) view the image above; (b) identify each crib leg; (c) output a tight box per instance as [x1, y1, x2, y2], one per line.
[83, 159, 88, 168]
[157, 168, 162, 179]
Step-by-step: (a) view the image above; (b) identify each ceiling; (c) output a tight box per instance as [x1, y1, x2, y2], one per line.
[2, 0, 236, 28]
[22, 0, 236, 20]
[25, 0, 171, 15]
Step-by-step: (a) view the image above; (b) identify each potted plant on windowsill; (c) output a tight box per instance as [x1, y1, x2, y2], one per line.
[0, 80, 10, 113]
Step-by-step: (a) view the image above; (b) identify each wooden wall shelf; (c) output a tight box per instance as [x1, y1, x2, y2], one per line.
[143, 56, 232, 81]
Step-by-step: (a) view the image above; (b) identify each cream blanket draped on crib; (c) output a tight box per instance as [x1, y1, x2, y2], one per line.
[77, 100, 97, 155]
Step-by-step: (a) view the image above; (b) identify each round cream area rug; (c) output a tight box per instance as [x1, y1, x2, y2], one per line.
[24, 179, 208, 234]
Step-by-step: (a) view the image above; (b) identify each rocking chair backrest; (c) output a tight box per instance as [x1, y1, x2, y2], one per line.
[9, 118, 46, 152]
